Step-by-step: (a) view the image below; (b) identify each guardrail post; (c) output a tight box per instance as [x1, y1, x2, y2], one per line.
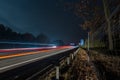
[71, 54, 74, 60]
[73, 49, 79, 57]
[56, 64, 59, 80]
[73, 52, 76, 57]
[67, 56, 70, 65]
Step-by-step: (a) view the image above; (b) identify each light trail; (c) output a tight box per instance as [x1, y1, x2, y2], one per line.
[0, 50, 50, 59]
[0, 47, 55, 53]
[0, 41, 55, 46]
[0, 46, 73, 59]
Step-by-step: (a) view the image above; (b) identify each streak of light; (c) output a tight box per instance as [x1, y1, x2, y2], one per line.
[0, 41, 55, 46]
[0, 46, 72, 59]
[0, 47, 56, 53]
[0, 50, 51, 59]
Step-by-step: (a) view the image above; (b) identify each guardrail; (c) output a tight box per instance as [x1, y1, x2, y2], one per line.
[26, 46, 79, 80]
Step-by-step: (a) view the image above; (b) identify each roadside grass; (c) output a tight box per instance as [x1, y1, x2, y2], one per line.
[89, 49, 120, 80]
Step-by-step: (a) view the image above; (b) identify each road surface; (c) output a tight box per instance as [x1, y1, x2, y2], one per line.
[0, 46, 78, 80]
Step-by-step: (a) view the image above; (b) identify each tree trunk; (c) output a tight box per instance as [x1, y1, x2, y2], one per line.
[102, 0, 113, 50]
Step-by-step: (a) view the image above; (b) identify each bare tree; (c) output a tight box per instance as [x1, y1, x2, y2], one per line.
[64, 0, 118, 50]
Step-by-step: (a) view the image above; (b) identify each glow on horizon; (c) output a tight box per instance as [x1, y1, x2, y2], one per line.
[80, 39, 84, 46]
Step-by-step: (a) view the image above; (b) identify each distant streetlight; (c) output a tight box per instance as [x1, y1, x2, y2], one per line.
[79, 39, 84, 46]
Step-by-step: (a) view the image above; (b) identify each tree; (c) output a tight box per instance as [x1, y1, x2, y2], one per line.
[22, 33, 35, 42]
[65, 0, 103, 32]
[0, 24, 6, 40]
[65, 0, 119, 50]
[0, 24, 6, 32]
[65, 0, 104, 49]
[5, 27, 13, 40]
[102, 0, 113, 50]
[36, 33, 50, 43]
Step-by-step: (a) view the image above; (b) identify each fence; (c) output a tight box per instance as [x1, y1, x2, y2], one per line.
[83, 5, 120, 80]
[84, 5, 120, 51]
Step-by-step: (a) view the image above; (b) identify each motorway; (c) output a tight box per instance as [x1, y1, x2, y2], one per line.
[0, 46, 78, 80]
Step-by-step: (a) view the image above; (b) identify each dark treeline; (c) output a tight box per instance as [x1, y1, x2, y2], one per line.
[0, 24, 50, 43]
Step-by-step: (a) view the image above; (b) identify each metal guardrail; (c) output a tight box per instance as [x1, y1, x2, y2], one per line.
[25, 46, 79, 80]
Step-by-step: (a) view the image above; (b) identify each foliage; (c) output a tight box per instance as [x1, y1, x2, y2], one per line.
[0, 24, 50, 43]
[64, 0, 104, 32]
[36, 33, 50, 43]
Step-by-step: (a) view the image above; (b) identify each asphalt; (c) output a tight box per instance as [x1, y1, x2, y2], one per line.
[0, 46, 78, 80]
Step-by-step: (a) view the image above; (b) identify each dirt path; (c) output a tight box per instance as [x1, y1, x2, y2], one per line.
[63, 48, 99, 80]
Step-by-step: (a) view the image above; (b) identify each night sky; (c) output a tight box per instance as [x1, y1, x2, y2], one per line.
[0, 0, 87, 43]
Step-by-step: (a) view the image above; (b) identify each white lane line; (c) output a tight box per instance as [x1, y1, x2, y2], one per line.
[0, 47, 75, 73]
[25, 64, 53, 80]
